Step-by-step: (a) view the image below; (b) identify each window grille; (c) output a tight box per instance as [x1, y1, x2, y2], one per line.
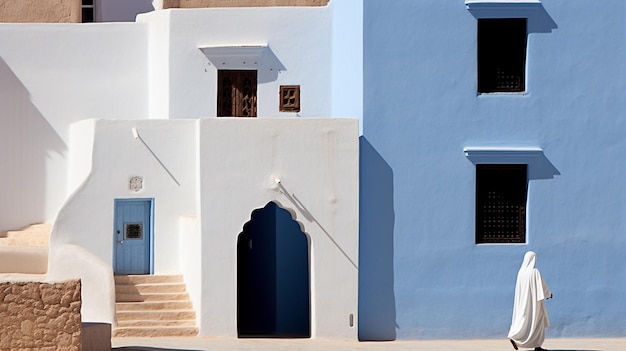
[279, 85, 301, 112]
[125, 223, 143, 240]
[476, 164, 527, 244]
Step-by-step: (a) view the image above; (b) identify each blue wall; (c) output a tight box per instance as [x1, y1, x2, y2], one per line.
[360, 0, 626, 340]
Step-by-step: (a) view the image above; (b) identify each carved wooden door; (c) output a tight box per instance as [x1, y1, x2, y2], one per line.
[218, 70, 257, 117]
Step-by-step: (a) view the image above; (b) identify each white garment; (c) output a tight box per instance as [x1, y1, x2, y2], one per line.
[507, 251, 552, 349]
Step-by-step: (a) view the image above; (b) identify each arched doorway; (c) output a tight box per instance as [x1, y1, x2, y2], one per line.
[237, 202, 310, 338]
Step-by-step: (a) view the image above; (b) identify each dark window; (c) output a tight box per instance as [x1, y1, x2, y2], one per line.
[476, 164, 527, 244]
[279, 85, 301, 112]
[82, 0, 94, 23]
[478, 18, 527, 93]
[218, 70, 257, 117]
[125, 223, 143, 240]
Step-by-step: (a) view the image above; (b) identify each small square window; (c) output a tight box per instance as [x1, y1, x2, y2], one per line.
[478, 18, 527, 93]
[125, 223, 143, 240]
[476, 164, 527, 244]
[279, 85, 300, 113]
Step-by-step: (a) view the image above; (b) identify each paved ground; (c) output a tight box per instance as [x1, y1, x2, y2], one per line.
[112, 337, 626, 351]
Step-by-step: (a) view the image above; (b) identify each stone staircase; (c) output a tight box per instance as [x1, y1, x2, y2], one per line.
[0, 223, 50, 247]
[0, 223, 50, 275]
[113, 274, 198, 337]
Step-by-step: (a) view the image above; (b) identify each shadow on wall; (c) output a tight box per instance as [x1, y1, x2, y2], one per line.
[0, 57, 65, 231]
[358, 136, 397, 341]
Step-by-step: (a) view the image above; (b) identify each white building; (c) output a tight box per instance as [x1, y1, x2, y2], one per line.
[0, 0, 362, 342]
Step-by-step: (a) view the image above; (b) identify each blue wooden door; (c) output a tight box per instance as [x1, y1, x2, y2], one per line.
[114, 199, 152, 275]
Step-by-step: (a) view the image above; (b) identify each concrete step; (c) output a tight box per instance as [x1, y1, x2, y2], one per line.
[116, 319, 196, 328]
[116, 300, 193, 311]
[114, 274, 183, 285]
[114, 274, 197, 338]
[0, 237, 48, 247]
[116, 310, 196, 321]
[0, 246, 48, 274]
[0, 231, 49, 238]
[0, 223, 51, 248]
[115, 283, 187, 294]
[115, 292, 190, 302]
[113, 326, 198, 337]
[0, 223, 50, 237]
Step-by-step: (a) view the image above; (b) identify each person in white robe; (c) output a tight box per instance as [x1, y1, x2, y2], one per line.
[508, 251, 553, 351]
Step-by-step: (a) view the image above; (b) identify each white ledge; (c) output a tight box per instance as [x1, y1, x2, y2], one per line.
[464, 147, 543, 158]
[199, 45, 286, 71]
[465, 0, 541, 10]
[199, 45, 266, 58]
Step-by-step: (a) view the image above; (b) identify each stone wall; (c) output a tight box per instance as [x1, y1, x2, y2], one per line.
[0, 0, 81, 23]
[0, 280, 81, 351]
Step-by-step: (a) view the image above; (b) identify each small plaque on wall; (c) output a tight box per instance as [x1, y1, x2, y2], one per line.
[129, 176, 143, 192]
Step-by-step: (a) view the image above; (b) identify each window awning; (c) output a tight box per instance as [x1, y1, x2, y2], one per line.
[199, 45, 285, 71]
[464, 147, 543, 159]
[465, 0, 543, 19]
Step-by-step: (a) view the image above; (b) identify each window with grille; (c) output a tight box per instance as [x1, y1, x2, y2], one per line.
[82, 0, 94, 23]
[125, 223, 143, 240]
[476, 164, 527, 244]
[217, 70, 257, 117]
[279, 85, 300, 112]
[478, 18, 527, 93]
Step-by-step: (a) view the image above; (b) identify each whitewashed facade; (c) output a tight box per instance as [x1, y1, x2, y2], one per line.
[0, 2, 361, 340]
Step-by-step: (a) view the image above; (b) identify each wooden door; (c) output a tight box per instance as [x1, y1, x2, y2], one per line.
[218, 70, 257, 117]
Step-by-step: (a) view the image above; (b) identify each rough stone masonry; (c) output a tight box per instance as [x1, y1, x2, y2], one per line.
[0, 280, 81, 351]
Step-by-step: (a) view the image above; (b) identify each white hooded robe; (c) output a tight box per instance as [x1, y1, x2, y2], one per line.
[507, 251, 552, 349]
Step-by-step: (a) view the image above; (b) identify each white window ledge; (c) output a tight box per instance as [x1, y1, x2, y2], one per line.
[466, 0, 541, 10]
[464, 147, 543, 158]
[200, 45, 265, 69]
[199, 45, 285, 72]
[464, 147, 559, 179]
[466, 0, 544, 19]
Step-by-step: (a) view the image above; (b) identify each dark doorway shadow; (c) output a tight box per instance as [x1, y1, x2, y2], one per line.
[358, 136, 397, 341]
[237, 202, 310, 338]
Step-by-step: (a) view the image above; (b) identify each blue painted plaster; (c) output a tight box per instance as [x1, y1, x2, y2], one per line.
[360, 0, 626, 340]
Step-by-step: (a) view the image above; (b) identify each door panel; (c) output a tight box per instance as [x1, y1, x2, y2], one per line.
[114, 199, 152, 275]
[217, 70, 257, 117]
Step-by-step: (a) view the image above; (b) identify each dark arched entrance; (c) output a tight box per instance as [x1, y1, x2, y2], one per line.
[237, 202, 310, 338]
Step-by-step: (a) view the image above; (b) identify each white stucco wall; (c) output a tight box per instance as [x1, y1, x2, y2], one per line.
[54, 119, 198, 274]
[138, 6, 333, 119]
[0, 23, 148, 231]
[54, 117, 358, 339]
[199, 118, 359, 339]
[47, 244, 116, 324]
